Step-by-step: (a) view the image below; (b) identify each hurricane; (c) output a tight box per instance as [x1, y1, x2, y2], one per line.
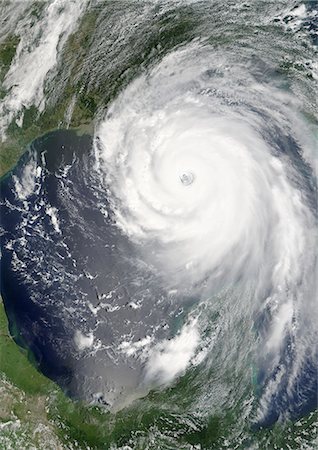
[0, 1, 317, 449]
[93, 42, 318, 420]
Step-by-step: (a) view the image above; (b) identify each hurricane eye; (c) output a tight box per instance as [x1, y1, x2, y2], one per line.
[180, 171, 194, 186]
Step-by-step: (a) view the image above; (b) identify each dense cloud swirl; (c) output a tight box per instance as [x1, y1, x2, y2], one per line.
[1, 40, 317, 429]
[1, 1, 318, 447]
[95, 44, 317, 421]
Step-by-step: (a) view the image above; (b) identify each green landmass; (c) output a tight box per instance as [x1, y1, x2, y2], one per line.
[0, 298, 66, 449]
[0, 299, 118, 449]
[0, 34, 20, 99]
[1, 298, 317, 449]
[0, 3, 200, 177]
[0, 10, 98, 177]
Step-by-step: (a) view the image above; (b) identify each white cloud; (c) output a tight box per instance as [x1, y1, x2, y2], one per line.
[145, 320, 200, 385]
[74, 330, 94, 351]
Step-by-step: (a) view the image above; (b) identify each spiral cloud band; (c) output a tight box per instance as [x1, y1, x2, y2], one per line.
[1, 2, 318, 447]
[1, 41, 317, 427]
[94, 44, 317, 421]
